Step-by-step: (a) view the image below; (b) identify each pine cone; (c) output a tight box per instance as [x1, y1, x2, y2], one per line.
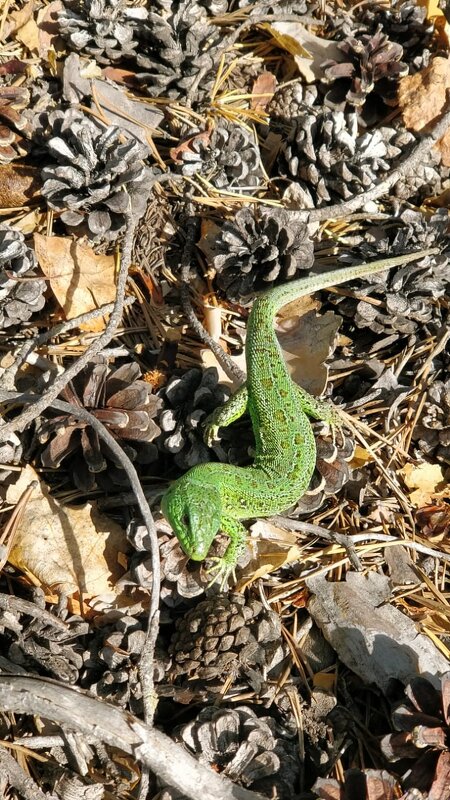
[157, 367, 230, 470]
[357, 0, 434, 73]
[135, 5, 219, 100]
[58, 0, 147, 65]
[178, 122, 263, 191]
[413, 379, 450, 465]
[175, 705, 300, 800]
[0, 61, 32, 163]
[330, 210, 450, 336]
[41, 109, 151, 242]
[169, 593, 283, 687]
[83, 611, 157, 713]
[0, 225, 45, 329]
[213, 208, 314, 302]
[280, 108, 416, 207]
[123, 519, 213, 605]
[313, 769, 404, 800]
[267, 81, 318, 126]
[290, 423, 355, 515]
[37, 362, 162, 491]
[321, 27, 408, 109]
[381, 674, 450, 796]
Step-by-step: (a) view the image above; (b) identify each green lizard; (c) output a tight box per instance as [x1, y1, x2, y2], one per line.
[162, 249, 436, 585]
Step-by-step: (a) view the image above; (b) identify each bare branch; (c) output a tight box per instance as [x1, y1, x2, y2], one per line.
[0, 675, 266, 800]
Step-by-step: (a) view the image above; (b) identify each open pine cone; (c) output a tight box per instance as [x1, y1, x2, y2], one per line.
[37, 362, 161, 491]
[58, 0, 147, 64]
[381, 674, 450, 798]
[213, 208, 314, 302]
[41, 109, 151, 242]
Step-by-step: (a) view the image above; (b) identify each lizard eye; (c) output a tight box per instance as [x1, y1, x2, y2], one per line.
[181, 513, 190, 529]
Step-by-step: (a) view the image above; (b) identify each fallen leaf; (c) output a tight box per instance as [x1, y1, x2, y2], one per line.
[170, 130, 211, 163]
[91, 78, 164, 147]
[200, 347, 246, 391]
[0, 163, 41, 206]
[33, 234, 117, 332]
[263, 20, 343, 83]
[400, 462, 447, 506]
[36, 0, 64, 59]
[251, 71, 277, 111]
[398, 57, 450, 166]
[277, 308, 341, 396]
[1, 0, 35, 40]
[15, 16, 40, 54]
[8, 467, 125, 600]
[236, 520, 303, 590]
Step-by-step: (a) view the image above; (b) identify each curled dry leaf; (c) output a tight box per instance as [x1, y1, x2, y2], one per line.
[398, 56, 450, 166]
[33, 233, 117, 332]
[7, 466, 125, 601]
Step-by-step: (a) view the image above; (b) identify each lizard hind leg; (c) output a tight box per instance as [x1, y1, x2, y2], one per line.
[204, 383, 248, 447]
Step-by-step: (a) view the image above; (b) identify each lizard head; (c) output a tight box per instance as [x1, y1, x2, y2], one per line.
[161, 473, 222, 561]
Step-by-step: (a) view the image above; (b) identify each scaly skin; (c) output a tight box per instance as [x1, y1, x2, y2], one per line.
[161, 249, 436, 585]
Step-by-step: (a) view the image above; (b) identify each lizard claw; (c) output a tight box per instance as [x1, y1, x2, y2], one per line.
[206, 557, 236, 590]
[204, 421, 220, 449]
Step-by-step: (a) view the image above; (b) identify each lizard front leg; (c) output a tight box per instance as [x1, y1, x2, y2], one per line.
[207, 516, 248, 588]
[204, 384, 248, 447]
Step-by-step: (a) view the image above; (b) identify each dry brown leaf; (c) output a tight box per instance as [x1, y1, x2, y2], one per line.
[400, 462, 447, 506]
[398, 57, 450, 165]
[263, 21, 343, 83]
[8, 467, 125, 600]
[0, 164, 41, 207]
[236, 520, 302, 590]
[1, 0, 35, 39]
[170, 130, 211, 163]
[277, 308, 341, 396]
[36, 0, 64, 59]
[251, 71, 277, 111]
[34, 234, 117, 332]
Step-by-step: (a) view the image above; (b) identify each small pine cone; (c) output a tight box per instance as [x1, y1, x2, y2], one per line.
[321, 27, 408, 109]
[37, 362, 161, 491]
[157, 367, 230, 470]
[290, 423, 355, 516]
[213, 208, 314, 302]
[84, 613, 150, 713]
[169, 593, 283, 687]
[0, 225, 45, 329]
[175, 705, 300, 800]
[41, 109, 151, 242]
[178, 122, 263, 190]
[58, 0, 147, 65]
[412, 379, 450, 465]
[136, 8, 218, 100]
[267, 81, 318, 126]
[357, 0, 434, 73]
[280, 107, 416, 207]
[123, 519, 211, 605]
